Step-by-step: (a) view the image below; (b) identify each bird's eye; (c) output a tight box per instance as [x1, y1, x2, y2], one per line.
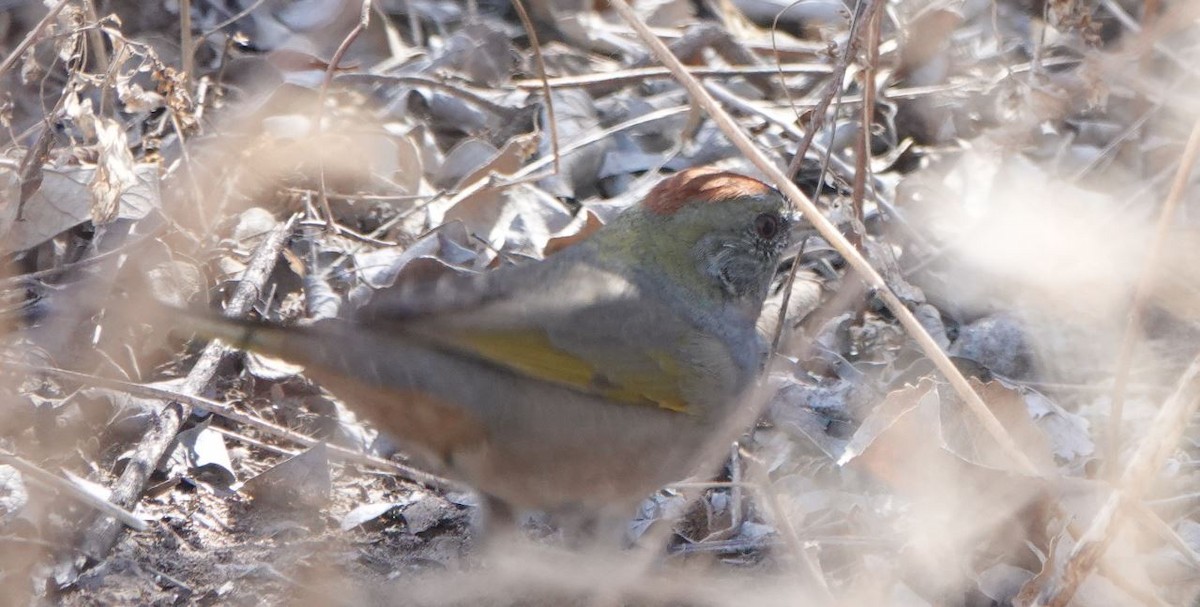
[754, 213, 781, 239]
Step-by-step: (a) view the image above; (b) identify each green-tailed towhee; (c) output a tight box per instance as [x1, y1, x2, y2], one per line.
[183, 167, 795, 527]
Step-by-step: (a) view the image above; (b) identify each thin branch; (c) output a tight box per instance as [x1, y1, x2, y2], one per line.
[1027, 350, 1200, 606]
[510, 0, 560, 176]
[179, 0, 193, 80]
[315, 1, 372, 232]
[0, 451, 147, 532]
[783, 0, 887, 180]
[849, 5, 882, 252]
[1106, 116, 1200, 476]
[510, 63, 832, 90]
[335, 74, 523, 120]
[0, 0, 72, 80]
[196, 0, 271, 42]
[1130, 500, 1200, 573]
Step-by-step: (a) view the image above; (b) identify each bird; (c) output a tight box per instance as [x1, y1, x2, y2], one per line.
[180, 167, 796, 533]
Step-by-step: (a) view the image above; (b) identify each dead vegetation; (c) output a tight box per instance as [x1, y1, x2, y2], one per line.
[1, 0, 1199, 605]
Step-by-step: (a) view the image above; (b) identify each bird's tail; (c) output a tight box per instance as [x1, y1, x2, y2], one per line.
[170, 306, 327, 368]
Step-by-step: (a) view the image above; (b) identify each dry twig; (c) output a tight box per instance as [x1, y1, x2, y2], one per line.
[1106, 117, 1200, 473]
[0, 451, 146, 532]
[1028, 116, 1200, 607]
[1026, 351, 1200, 606]
[69, 218, 294, 565]
[2, 362, 454, 488]
[0, 0, 72, 79]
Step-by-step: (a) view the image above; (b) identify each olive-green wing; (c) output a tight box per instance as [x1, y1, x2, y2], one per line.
[362, 254, 706, 415]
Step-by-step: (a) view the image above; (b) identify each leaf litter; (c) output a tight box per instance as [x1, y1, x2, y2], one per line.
[0, 0, 1198, 605]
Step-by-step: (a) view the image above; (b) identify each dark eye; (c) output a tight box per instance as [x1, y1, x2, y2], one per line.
[754, 213, 781, 239]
